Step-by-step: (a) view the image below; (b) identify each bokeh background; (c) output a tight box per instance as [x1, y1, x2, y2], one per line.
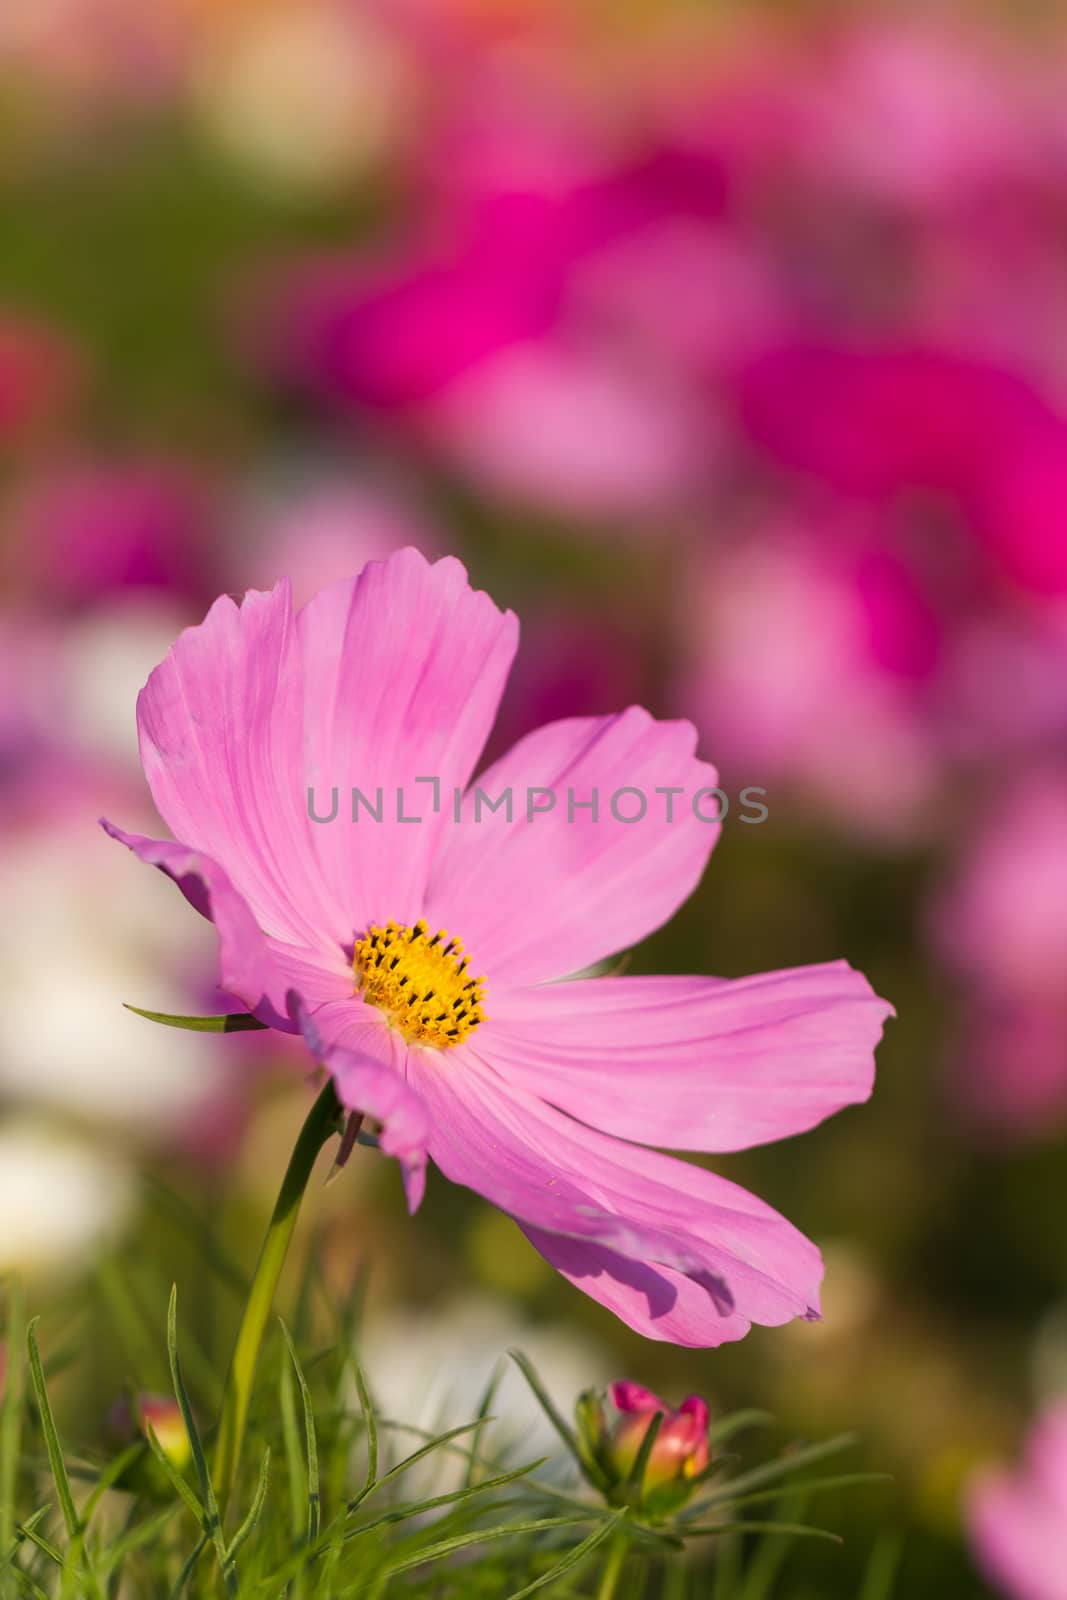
[2, 1, 1067, 1593]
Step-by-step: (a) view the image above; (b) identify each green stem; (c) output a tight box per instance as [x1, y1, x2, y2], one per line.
[213, 1078, 342, 1514]
[596, 1530, 629, 1600]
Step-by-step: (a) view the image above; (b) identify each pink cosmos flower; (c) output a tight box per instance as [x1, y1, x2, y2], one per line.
[967, 1401, 1067, 1600]
[104, 549, 891, 1346]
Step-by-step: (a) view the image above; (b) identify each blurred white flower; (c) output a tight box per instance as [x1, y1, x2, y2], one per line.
[0, 1119, 131, 1276]
[363, 1293, 611, 1485]
[0, 815, 218, 1127]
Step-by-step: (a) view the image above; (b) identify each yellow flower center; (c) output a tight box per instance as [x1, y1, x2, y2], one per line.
[353, 919, 487, 1048]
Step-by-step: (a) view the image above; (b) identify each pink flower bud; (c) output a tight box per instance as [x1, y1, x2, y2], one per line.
[575, 1380, 711, 1515]
[109, 1392, 190, 1471]
[607, 1382, 710, 1491]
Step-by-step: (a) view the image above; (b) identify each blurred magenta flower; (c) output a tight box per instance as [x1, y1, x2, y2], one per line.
[105, 549, 891, 1345]
[735, 341, 1067, 599]
[7, 457, 215, 608]
[247, 141, 725, 519]
[577, 1380, 710, 1513]
[967, 1401, 1067, 1600]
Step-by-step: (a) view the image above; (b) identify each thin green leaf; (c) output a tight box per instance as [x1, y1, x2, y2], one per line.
[504, 1511, 628, 1598]
[683, 1519, 842, 1543]
[25, 1320, 79, 1540]
[166, 1286, 235, 1596]
[1, 1281, 26, 1558]
[225, 1448, 271, 1562]
[702, 1435, 856, 1508]
[347, 1419, 488, 1512]
[465, 1360, 505, 1490]
[346, 1458, 547, 1541]
[79, 1444, 146, 1526]
[379, 1514, 599, 1579]
[97, 1503, 179, 1579]
[144, 1423, 205, 1525]
[624, 1411, 664, 1500]
[279, 1319, 319, 1544]
[857, 1533, 902, 1600]
[279, 1355, 306, 1541]
[708, 1410, 776, 1448]
[508, 1351, 580, 1458]
[124, 1004, 267, 1032]
[350, 1358, 378, 1499]
[170, 1533, 209, 1600]
[14, 1516, 64, 1566]
[697, 1472, 891, 1516]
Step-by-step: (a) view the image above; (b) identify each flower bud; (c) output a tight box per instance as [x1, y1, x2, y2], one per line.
[576, 1380, 711, 1515]
[107, 1391, 191, 1494]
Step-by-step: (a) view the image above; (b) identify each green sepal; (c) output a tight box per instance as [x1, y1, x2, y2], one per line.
[124, 1004, 268, 1033]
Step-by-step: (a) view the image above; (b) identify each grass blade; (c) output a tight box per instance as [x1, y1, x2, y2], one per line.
[708, 1410, 776, 1448]
[166, 1286, 235, 1596]
[379, 1514, 600, 1579]
[25, 1320, 79, 1541]
[465, 1359, 505, 1490]
[279, 1319, 319, 1543]
[347, 1419, 487, 1511]
[279, 1354, 306, 1542]
[509, 1350, 580, 1458]
[504, 1511, 627, 1598]
[225, 1448, 271, 1562]
[350, 1356, 378, 1500]
[1, 1281, 26, 1557]
[346, 1459, 547, 1541]
[170, 1533, 209, 1600]
[857, 1533, 902, 1600]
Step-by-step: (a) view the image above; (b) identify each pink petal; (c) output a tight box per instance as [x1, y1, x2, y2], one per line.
[100, 822, 350, 1028]
[135, 579, 347, 955]
[298, 549, 518, 928]
[424, 707, 719, 984]
[968, 1473, 1067, 1600]
[292, 996, 430, 1212]
[610, 1381, 668, 1415]
[407, 1049, 821, 1346]
[484, 962, 893, 1152]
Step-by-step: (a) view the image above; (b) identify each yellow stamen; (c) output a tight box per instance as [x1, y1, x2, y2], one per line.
[353, 918, 487, 1048]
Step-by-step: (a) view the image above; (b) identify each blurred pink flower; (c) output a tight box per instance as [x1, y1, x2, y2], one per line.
[931, 773, 1067, 1138]
[676, 522, 942, 842]
[968, 1401, 1067, 1600]
[6, 457, 216, 608]
[106, 548, 891, 1345]
[427, 334, 710, 521]
[226, 471, 440, 607]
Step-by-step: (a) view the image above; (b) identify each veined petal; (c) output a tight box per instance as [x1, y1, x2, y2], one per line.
[136, 580, 347, 954]
[299, 548, 518, 929]
[100, 823, 350, 1029]
[406, 1049, 821, 1345]
[293, 996, 430, 1212]
[484, 963, 893, 1152]
[424, 708, 719, 984]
